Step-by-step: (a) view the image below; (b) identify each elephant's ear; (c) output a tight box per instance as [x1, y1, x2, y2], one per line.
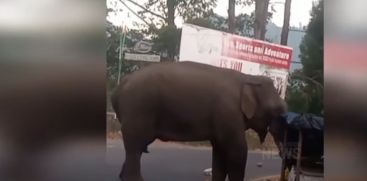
[241, 85, 257, 119]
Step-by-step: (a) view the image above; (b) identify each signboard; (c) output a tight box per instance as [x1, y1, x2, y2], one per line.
[125, 53, 160, 62]
[179, 23, 292, 98]
[133, 41, 153, 53]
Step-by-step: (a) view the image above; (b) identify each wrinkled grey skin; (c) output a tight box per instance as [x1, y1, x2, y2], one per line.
[112, 61, 287, 181]
[269, 118, 287, 156]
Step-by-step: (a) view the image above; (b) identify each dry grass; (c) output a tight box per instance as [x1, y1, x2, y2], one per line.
[107, 115, 278, 151]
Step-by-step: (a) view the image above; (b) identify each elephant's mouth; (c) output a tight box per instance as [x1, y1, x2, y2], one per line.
[277, 142, 283, 157]
[258, 131, 267, 144]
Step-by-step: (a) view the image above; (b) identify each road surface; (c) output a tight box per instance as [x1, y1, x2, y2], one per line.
[0, 139, 281, 181]
[107, 139, 281, 181]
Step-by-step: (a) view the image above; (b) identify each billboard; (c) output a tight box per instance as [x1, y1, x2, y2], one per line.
[179, 23, 293, 98]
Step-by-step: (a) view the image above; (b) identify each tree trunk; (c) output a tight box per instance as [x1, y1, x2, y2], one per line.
[254, 0, 269, 40]
[228, 0, 235, 33]
[167, 0, 175, 27]
[166, 0, 176, 61]
[281, 0, 292, 45]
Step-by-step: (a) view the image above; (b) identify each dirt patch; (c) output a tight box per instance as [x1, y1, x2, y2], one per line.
[251, 175, 280, 181]
[107, 131, 122, 139]
[150, 140, 212, 150]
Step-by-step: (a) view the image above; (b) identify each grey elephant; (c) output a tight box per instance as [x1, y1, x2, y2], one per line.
[112, 61, 287, 181]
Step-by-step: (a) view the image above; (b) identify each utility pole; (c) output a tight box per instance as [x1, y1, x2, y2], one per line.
[117, 25, 127, 85]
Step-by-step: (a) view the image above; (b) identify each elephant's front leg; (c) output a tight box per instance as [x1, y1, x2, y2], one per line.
[211, 144, 227, 181]
[226, 133, 247, 181]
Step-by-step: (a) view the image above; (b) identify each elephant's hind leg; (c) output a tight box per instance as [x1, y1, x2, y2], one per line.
[119, 112, 156, 181]
[120, 127, 155, 181]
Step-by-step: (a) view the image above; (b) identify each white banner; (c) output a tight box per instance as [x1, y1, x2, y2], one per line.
[125, 53, 160, 62]
[179, 23, 293, 98]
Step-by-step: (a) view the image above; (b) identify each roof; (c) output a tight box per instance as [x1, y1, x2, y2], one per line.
[280, 112, 324, 131]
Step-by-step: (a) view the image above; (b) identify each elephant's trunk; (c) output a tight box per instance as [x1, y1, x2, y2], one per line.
[280, 100, 288, 114]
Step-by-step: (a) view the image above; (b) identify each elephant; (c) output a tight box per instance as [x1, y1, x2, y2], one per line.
[111, 61, 287, 181]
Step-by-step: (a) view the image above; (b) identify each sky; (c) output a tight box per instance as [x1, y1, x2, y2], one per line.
[107, 0, 316, 28]
[0, 0, 101, 32]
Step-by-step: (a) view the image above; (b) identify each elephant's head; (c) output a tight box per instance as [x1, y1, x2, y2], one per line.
[240, 76, 287, 143]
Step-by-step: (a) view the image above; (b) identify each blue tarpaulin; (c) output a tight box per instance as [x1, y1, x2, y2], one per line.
[273, 112, 324, 173]
[280, 112, 324, 131]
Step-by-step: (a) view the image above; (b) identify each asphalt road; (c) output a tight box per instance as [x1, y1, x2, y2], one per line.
[0, 139, 281, 181]
[107, 139, 281, 181]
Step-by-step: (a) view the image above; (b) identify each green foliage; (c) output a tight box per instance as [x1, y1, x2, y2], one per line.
[235, 13, 255, 37]
[176, 0, 216, 20]
[153, 25, 181, 61]
[135, 0, 217, 59]
[286, 0, 323, 115]
[185, 13, 255, 37]
[108, 0, 277, 60]
[300, 1, 323, 84]
[185, 18, 216, 30]
[286, 70, 311, 113]
[236, 0, 254, 6]
[186, 13, 226, 31]
[106, 21, 154, 92]
[106, 22, 121, 87]
[136, 0, 217, 30]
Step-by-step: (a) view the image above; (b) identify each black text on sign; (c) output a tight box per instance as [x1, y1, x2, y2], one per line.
[220, 59, 243, 72]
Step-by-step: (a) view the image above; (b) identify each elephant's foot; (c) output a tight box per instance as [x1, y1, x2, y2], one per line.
[119, 168, 144, 181]
[119, 151, 144, 181]
[119, 175, 144, 181]
[119, 171, 144, 181]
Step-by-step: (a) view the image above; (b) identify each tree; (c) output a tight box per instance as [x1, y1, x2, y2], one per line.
[130, 0, 217, 60]
[280, 0, 292, 45]
[131, 0, 216, 27]
[152, 25, 181, 61]
[235, 13, 255, 37]
[106, 21, 149, 88]
[167, 0, 176, 26]
[254, 0, 270, 40]
[228, 0, 236, 33]
[286, 0, 323, 115]
[185, 12, 255, 38]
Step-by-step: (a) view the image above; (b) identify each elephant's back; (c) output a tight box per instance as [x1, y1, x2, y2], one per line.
[118, 62, 242, 104]
[116, 61, 242, 112]
[143, 61, 242, 85]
